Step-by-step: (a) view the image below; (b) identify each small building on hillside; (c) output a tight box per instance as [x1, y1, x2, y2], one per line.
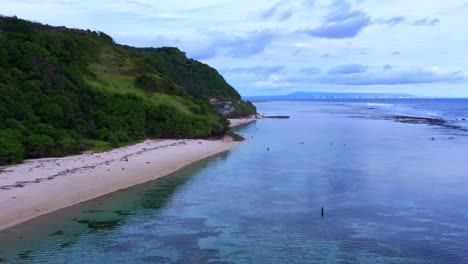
[209, 96, 234, 114]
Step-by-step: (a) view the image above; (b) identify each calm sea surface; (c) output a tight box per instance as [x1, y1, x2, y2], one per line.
[1, 99, 468, 263]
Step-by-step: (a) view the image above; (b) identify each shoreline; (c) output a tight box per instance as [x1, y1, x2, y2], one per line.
[228, 114, 261, 127]
[0, 116, 258, 231]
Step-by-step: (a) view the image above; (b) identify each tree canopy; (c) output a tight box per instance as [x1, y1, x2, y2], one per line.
[0, 16, 256, 165]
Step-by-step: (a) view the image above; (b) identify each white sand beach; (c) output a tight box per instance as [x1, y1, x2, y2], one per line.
[0, 117, 258, 231]
[229, 115, 261, 127]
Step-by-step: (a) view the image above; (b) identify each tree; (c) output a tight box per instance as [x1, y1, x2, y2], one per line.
[0, 129, 25, 165]
[27, 134, 54, 157]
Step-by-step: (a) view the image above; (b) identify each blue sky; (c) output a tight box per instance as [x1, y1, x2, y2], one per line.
[2, 0, 468, 97]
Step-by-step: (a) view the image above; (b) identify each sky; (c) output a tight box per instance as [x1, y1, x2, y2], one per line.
[2, 0, 468, 97]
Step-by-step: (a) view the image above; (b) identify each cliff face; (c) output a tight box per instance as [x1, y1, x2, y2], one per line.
[0, 16, 256, 165]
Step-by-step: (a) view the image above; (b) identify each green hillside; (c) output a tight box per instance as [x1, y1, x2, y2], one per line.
[0, 16, 256, 165]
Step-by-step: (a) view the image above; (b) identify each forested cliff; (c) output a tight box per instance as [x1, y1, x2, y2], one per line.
[0, 16, 256, 165]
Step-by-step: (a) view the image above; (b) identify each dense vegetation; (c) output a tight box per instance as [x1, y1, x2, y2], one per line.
[0, 16, 256, 165]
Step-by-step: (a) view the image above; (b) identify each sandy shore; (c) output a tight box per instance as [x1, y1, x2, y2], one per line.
[228, 115, 261, 127]
[0, 118, 258, 231]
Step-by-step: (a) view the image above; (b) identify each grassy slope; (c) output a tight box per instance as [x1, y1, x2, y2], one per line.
[0, 16, 254, 164]
[84, 45, 193, 114]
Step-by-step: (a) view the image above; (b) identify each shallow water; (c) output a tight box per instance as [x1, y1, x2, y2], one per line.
[1, 101, 468, 263]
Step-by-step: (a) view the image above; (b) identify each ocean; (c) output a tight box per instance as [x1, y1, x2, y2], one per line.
[1, 98, 468, 263]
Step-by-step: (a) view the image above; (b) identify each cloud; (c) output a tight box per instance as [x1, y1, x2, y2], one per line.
[189, 48, 218, 60]
[328, 63, 368, 74]
[223, 31, 275, 57]
[117, 29, 276, 60]
[222, 65, 285, 76]
[255, 0, 318, 22]
[383, 64, 393, 71]
[373, 16, 440, 27]
[254, 72, 293, 88]
[304, 14, 371, 38]
[326, 0, 352, 11]
[126, 0, 152, 8]
[303, 0, 316, 7]
[257, 0, 294, 21]
[413, 17, 440, 26]
[279, 9, 294, 20]
[259, 1, 282, 20]
[303, 0, 371, 39]
[373, 16, 439, 27]
[374, 16, 406, 26]
[316, 66, 467, 85]
[188, 30, 276, 59]
[264, 65, 468, 88]
[300, 67, 321, 75]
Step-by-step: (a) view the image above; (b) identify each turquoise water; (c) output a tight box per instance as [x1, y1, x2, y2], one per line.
[1, 101, 468, 263]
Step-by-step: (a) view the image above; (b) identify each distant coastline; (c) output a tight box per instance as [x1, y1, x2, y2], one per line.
[0, 116, 258, 231]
